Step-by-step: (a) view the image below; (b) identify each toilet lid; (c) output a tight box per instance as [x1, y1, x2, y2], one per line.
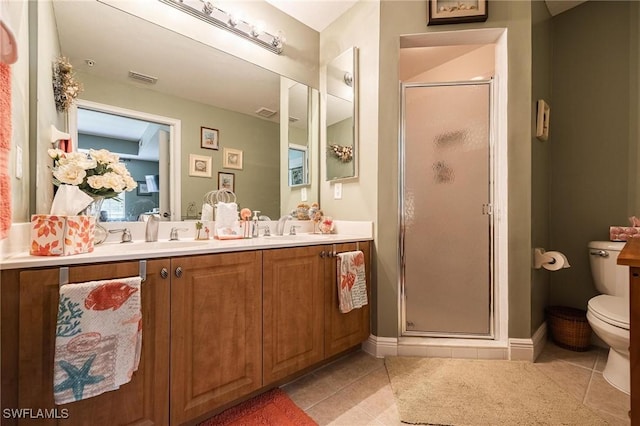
[588, 295, 629, 330]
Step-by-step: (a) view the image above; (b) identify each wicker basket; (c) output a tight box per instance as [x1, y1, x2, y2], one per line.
[545, 306, 592, 352]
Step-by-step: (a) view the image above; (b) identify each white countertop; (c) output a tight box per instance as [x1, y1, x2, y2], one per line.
[0, 220, 373, 270]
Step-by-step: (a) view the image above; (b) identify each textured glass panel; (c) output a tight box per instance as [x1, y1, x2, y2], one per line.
[403, 83, 491, 336]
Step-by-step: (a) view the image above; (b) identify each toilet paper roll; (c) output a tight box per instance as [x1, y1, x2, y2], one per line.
[542, 251, 570, 271]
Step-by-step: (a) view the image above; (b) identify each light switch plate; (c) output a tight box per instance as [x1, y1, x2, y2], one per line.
[15, 146, 23, 179]
[334, 183, 342, 199]
[301, 187, 307, 202]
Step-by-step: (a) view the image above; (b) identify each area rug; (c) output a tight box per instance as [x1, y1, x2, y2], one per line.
[199, 388, 317, 426]
[384, 357, 607, 425]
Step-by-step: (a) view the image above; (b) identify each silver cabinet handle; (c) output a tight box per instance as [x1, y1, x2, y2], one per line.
[590, 250, 609, 258]
[160, 268, 169, 279]
[175, 266, 183, 278]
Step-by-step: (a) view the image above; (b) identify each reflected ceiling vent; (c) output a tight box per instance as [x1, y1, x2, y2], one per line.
[255, 107, 277, 118]
[288, 116, 299, 123]
[128, 71, 158, 84]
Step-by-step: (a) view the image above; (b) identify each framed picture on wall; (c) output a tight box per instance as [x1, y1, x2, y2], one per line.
[136, 181, 151, 196]
[201, 126, 219, 150]
[218, 172, 235, 192]
[222, 147, 243, 170]
[427, 0, 488, 25]
[188, 154, 212, 178]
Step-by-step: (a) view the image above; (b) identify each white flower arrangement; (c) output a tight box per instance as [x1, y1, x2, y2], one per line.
[48, 148, 137, 199]
[52, 57, 83, 112]
[328, 144, 353, 163]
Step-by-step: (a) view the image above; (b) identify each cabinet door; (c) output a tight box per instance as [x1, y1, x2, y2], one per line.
[15, 259, 170, 425]
[263, 246, 324, 385]
[170, 251, 262, 425]
[325, 242, 371, 358]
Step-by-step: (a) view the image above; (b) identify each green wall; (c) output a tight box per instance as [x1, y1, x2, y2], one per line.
[549, 1, 638, 310]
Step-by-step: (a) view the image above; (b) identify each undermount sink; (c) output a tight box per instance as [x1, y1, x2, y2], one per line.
[264, 233, 334, 241]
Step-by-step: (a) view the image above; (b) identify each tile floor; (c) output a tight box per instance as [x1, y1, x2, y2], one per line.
[282, 341, 631, 425]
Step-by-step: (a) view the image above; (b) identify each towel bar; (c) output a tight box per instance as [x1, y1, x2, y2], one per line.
[58, 260, 147, 286]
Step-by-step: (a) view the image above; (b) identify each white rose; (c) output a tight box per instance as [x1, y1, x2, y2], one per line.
[59, 152, 96, 170]
[48, 148, 65, 159]
[123, 176, 138, 191]
[53, 163, 86, 186]
[109, 162, 129, 176]
[90, 149, 119, 164]
[102, 172, 126, 192]
[87, 175, 105, 190]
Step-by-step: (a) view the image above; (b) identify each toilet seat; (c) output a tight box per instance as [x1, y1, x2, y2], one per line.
[587, 295, 629, 330]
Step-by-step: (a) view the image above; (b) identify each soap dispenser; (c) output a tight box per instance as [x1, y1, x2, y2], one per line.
[251, 211, 260, 238]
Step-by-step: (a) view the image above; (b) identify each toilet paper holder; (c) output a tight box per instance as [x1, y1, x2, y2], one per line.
[533, 248, 571, 270]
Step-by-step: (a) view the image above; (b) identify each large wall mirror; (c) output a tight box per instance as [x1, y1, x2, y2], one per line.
[326, 47, 358, 181]
[51, 1, 318, 221]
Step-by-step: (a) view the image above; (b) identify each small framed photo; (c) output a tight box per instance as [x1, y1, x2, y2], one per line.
[189, 154, 212, 178]
[218, 172, 235, 192]
[136, 181, 151, 196]
[223, 147, 243, 170]
[536, 99, 550, 141]
[427, 0, 488, 26]
[201, 126, 219, 150]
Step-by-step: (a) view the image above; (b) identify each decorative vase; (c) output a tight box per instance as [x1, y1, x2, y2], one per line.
[78, 196, 108, 245]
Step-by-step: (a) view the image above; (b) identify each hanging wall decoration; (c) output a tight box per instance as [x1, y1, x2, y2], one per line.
[52, 57, 83, 112]
[328, 144, 353, 163]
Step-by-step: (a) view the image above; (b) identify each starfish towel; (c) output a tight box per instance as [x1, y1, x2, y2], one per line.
[336, 251, 368, 313]
[53, 276, 142, 405]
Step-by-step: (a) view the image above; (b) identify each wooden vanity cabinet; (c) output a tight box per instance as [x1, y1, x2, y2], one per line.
[324, 241, 371, 358]
[170, 251, 263, 425]
[263, 242, 372, 384]
[1, 259, 171, 425]
[263, 246, 325, 384]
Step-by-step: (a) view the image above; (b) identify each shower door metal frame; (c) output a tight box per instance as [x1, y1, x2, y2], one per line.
[398, 79, 496, 339]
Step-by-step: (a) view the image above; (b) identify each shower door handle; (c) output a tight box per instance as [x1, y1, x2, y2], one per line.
[482, 203, 493, 215]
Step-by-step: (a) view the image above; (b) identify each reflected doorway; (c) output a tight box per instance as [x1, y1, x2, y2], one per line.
[69, 100, 182, 221]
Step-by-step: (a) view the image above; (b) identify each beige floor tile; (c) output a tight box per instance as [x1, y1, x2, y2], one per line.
[282, 371, 338, 410]
[584, 372, 631, 420]
[537, 341, 599, 369]
[594, 347, 609, 373]
[305, 391, 380, 426]
[533, 357, 593, 402]
[341, 369, 396, 419]
[591, 408, 631, 426]
[373, 403, 403, 426]
[313, 351, 384, 391]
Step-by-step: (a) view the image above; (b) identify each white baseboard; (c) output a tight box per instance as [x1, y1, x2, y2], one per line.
[362, 323, 547, 362]
[508, 322, 547, 362]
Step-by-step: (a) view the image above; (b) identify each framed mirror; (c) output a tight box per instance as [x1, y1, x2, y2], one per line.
[326, 47, 358, 181]
[288, 83, 310, 187]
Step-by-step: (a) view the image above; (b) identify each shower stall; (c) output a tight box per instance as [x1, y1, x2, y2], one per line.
[400, 80, 495, 338]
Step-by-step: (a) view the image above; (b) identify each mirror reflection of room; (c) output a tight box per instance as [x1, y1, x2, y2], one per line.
[77, 108, 166, 221]
[326, 47, 358, 181]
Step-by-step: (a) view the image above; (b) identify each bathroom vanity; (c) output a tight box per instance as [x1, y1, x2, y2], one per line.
[1, 233, 371, 425]
[616, 238, 640, 425]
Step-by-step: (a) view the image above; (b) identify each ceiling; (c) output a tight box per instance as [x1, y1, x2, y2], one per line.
[265, 0, 358, 32]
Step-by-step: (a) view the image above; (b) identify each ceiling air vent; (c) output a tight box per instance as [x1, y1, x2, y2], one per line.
[255, 107, 277, 118]
[128, 71, 158, 84]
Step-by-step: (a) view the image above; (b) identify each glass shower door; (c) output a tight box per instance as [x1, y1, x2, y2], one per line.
[401, 81, 493, 337]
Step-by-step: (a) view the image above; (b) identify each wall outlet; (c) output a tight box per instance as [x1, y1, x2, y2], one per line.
[334, 183, 342, 200]
[301, 187, 307, 202]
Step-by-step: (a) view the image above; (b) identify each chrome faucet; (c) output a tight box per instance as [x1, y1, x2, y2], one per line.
[140, 213, 160, 242]
[275, 214, 292, 236]
[169, 227, 188, 241]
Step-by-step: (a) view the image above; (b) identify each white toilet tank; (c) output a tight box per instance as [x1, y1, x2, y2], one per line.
[588, 241, 629, 299]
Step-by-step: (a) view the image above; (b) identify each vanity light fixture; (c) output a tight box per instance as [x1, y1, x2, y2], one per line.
[159, 0, 285, 55]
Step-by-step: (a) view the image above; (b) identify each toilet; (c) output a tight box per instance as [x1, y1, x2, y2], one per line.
[586, 241, 630, 394]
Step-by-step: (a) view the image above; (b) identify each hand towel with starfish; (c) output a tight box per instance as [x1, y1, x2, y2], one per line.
[53, 277, 142, 405]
